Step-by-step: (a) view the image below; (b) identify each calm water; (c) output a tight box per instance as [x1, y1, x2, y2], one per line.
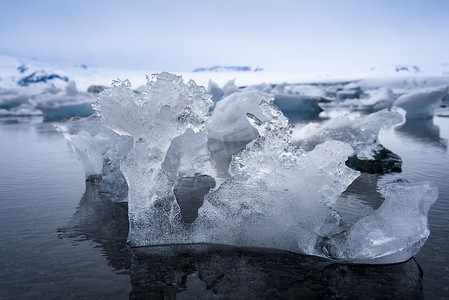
[0, 114, 448, 299]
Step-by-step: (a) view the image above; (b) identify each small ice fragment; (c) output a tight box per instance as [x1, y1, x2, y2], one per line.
[322, 180, 438, 264]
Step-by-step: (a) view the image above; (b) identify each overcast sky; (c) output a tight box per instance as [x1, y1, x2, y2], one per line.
[1, 0, 448, 73]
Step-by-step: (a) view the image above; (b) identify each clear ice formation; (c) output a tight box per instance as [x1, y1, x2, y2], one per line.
[207, 90, 269, 143]
[55, 113, 132, 201]
[93, 73, 212, 245]
[73, 72, 438, 264]
[394, 85, 449, 119]
[322, 180, 438, 264]
[196, 102, 360, 255]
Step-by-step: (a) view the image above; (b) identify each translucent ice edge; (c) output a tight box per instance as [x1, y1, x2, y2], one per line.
[77, 72, 437, 264]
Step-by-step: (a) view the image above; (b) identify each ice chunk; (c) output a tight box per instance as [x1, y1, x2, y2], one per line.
[336, 84, 363, 102]
[94, 72, 212, 245]
[55, 114, 132, 202]
[394, 85, 449, 119]
[90, 72, 437, 264]
[292, 109, 403, 173]
[207, 90, 269, 143]
[162, 128, 215, 179]
[222, 79, 239, 96]
[322, 180, 438, 264]
[337, 88, 395, 112]
[195, 101, 360, 254]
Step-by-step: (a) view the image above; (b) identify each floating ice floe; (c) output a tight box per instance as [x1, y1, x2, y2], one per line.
[334, 88, 395, 112]
[207, 79, 323, 121]
[394, 85, 449, 119]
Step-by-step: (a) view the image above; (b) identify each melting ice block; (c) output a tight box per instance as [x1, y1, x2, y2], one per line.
[90, 72, 438, 264]
[55, 113, 132, 201]
[94, 73, 212, 245]
[394, 85, 449, 119]
[322, 180, 438, 264]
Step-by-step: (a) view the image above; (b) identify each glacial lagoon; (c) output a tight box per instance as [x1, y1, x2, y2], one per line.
[1, 76, 449, 298]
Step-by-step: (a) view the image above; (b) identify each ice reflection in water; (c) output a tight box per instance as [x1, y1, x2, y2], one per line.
[61, 180, 424, 299]
[395, 118, 447, 150]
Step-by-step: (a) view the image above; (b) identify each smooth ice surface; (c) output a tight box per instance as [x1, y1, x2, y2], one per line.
[207, 90, 269, 143]
[162, 128, 214, 179]
[394, 85, 449, 119]
[323, 180, 439, 264]
[55, 114, 132, 201]
[292, 109, 403, 160]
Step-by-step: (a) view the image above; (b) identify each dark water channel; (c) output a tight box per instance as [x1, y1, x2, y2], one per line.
[0, 115, 448, 299]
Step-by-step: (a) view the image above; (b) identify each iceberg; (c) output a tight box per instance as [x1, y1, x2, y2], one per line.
[394, 85, 449, 119]
[207, 90, 269, 143]
[79, 72, 437, 264]
[207, 80, 325, 118]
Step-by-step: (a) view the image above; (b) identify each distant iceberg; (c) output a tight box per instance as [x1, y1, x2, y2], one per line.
[0, 57, 94, 121]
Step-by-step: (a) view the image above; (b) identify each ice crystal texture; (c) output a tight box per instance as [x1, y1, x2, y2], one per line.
[195, 101, 360, 254]
[93, 72, 212, 245]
